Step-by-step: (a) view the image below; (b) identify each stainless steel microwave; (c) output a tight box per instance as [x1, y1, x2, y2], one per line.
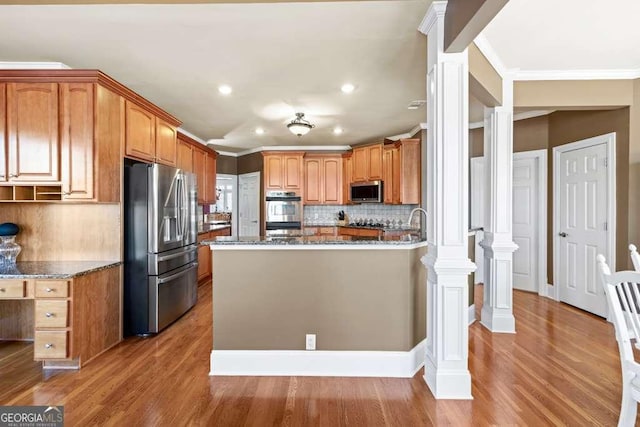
[350, 181, 383, 203]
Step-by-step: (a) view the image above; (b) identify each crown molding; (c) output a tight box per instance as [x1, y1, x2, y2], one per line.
[418, 1, 447, 36]
[0, 61, 70, 69]
[177, 128, 207, 145]
[472, 34, 508, 78]
[215, 145, 352, 158]
[512, 68, 640, 81]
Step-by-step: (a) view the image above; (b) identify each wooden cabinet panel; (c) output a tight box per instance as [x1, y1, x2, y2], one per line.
[342, 153, 352, 204]
[197, 232, 212, 284]
[155, 118, 177, 167]
[35, 300, 68, 328]
[383, 146, 394, 204]
[265, 155, 283, 190]
[323, 157, 342, 204]
[193, 147, 206, 204]
[352, 147, 367, 182]
[337, 226, 382, 237]
[205, 152, 217, 204]
[368, 144, 383, 180]
[34, 331, 68, 359]
[283, 154, 303, 190]
[0, 280, 26, 298]
[125, 101, 156, 162]
[60, 83, 94, 200]
[34, 280, 69, 298]
[399, 139, 420, 204]
[177, 140, 193, 173]
[7, 83, 60, 182]
[303, 158, 322, 204]
[0, 84, 5, 182]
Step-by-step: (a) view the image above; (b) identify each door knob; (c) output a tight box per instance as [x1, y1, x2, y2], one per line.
[559, 232, 568, 237]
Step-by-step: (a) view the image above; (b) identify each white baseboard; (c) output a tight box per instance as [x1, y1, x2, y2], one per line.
[468, 304, 476, 325]
[210, 339, 426, 378]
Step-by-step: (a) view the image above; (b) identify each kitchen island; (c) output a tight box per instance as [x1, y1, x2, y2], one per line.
[203, 235, 427, 378]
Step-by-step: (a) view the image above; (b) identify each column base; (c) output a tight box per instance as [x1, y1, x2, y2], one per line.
[480, 306, 516, 333]
[423, 355, 473, 400]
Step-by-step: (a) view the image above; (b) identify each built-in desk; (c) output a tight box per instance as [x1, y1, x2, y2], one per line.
[0, 261, 122, 369]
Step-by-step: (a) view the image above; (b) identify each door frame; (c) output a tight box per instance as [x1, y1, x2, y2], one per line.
[216, 173, 238, 236]
[513, 149, 548, 297]
[552, 132, 616, 302]
[238, 172, 261, 237]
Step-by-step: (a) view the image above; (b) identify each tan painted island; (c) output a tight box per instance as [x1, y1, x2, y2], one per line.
[203, 235, 427, 378]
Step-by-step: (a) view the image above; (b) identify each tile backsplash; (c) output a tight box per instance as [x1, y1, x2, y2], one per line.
[304, 204, 418, 227]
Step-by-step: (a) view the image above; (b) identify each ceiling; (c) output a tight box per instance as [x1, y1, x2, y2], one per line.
[482, 0, 640, 73]
[0, 1, 435, 151]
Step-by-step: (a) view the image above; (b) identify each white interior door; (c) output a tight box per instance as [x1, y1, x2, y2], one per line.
[512, 157, 538, 292]
[238, 172, 260, 236]
[557, 143, 608, 317]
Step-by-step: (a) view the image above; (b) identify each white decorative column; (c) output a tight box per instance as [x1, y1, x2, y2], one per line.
[419, 1, 475, 400]
[480, 77, 518, 333]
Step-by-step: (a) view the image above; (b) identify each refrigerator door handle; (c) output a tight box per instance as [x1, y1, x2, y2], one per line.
[176, 175, 184, 240]
[156, 245, 198, 262]
[181, 174, 188, 242]
[157, 262, 198, 285]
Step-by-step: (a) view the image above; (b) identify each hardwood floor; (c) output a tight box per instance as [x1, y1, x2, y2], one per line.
[0, 284, 630, 426]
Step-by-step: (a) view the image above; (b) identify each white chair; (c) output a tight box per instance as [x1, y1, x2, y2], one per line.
[629, 244, 640, 272]
[597, 254, 640, 426]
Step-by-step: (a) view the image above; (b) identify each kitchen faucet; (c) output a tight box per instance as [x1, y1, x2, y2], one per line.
[407, 207, 428, 239]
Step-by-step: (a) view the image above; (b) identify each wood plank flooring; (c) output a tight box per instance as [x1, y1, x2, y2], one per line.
[0, 285, 631, 426]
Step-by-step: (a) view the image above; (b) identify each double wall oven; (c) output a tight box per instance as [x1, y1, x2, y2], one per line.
[265, 191, 302, 237]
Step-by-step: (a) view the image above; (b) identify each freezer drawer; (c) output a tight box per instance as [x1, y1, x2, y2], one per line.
[148, 262, 198, 333]
[148, 244, 198, 276]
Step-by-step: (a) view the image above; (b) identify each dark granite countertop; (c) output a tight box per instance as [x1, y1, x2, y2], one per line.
[202, 235, 426, 246]
[0, 260, 121, 279]
[198, 224, 231, 234]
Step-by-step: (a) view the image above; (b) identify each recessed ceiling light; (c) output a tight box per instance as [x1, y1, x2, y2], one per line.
[255, 127, 265, 135]
[341, 83, 355, 94]
[333, 127, 343, 135]
[218, 85, 232, 95]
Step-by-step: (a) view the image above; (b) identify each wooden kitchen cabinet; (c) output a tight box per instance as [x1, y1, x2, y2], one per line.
[342, 152, 352, 204]
[205, 151, 217, 204]
[383, 139, 420, 205]
[0, 84, 5, 183]
[351, 143, 383, 183]
[198, 227, 231, 285]
[177, 139, 193, 172]
[125, 100, 156, 162]
[303, 154, 342, 205]
[337, 226, 382, 238]
[7, 82, 60, 183]
[263, 152, 304, 193]
[155, 118, 177, 167]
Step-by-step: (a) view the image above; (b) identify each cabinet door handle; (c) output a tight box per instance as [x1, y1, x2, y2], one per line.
[45, 288, 54, 293]
[45, 312, 54, 318]
[45, 343, 54, 349]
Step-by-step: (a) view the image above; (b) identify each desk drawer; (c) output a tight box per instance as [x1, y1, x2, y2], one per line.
[35, 280, 69, 298]
[35, 300, 69, 328]
[0, 280, 26, 298]
[34, 331, 68, 359]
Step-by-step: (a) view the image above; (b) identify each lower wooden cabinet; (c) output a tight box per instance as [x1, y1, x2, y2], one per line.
[337, 226, 382, 238]
[198, 227, 231, 284]
[0, 265, 121, 368]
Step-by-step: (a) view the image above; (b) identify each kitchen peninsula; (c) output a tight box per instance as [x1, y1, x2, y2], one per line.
[204, 234, 427, 378]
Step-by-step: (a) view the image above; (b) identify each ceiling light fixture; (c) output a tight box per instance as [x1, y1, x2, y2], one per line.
[341, 83, 355, 94]
[333, 127, 343, 135]
[287, 113, 315, 136]
[255, 127, 265, 135]
[218, 85, 232, 95]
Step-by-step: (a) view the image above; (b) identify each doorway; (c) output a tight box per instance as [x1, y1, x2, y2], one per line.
[238, 172, 260, 237]
[215, 174, 238, 236]
[553, 133, 615, 317]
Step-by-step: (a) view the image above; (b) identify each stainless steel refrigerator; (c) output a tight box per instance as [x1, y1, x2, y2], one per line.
[124, 161, 198, 336]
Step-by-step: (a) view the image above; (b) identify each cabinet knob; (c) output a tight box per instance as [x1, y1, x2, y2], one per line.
[45, 288, 53, 293]
[45, 343, 54, 349]
[45, 312, 54, 318]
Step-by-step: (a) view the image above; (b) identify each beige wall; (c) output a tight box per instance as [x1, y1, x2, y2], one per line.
[2, 204, 121, 261]
[470, 114, 549, 157]
[443, 0, 508, 53]
[514, 80, 634, 109]
[212, 246, 427, 351]
[216, 154, 237, 175]
[468, 43, 502, 107]
[628, 80, 640, 254]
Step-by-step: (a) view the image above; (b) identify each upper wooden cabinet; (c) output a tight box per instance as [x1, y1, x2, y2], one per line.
[263, 152, 304, 193]
[7, 83, 60, 183]
[341, 152, 352, 205]
[179, 131, 217, 205]
[155, 118, 177, 167]
[383, 139, 420, 205]
[351, 143, 383, 183]
[0, 84, 6, 183]
[304, 155, 342, 205]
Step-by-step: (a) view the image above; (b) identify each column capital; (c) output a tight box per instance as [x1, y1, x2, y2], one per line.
[421, 252, 476, 277]
[418, 1, 447, 36]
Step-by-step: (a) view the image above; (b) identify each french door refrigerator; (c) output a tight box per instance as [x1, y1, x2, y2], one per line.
[124, 161, 198, 336]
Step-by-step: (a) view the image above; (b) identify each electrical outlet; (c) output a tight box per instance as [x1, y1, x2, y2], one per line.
[305, 334, 316, 350]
